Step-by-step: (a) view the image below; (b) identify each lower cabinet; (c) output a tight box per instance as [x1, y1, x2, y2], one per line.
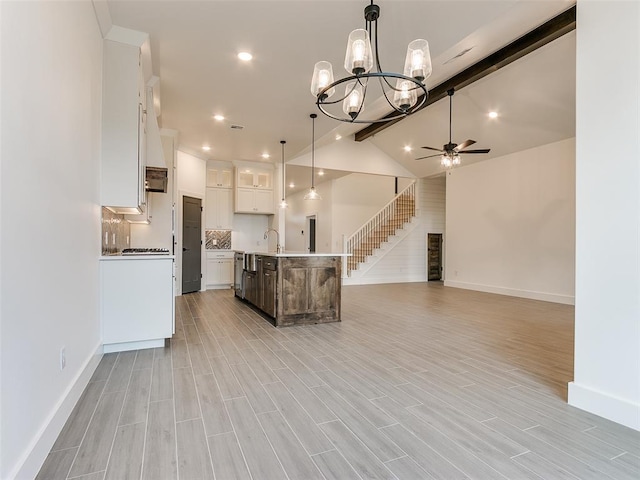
[101, 256, 175, 353]
[279, 256, 340, 326]
[240, 254, 341, 326]
[244, 271, 257, 305]
[259, 256, 277, 317]
[206, 252, 233, 289]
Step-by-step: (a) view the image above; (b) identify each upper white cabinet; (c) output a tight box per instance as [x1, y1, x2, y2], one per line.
[207, 168, 233, 188]
[237, 168, 272, 189]
[235, 167, 274, 214]
[101, 39, 146, 213]
[205, 187, 233, 229]
[236, 188, 274, 214]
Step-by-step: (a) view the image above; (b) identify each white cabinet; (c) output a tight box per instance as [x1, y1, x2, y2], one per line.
[101, 257, 175, 353]
[125, 192, 151, 224]
[205, 187, 233, 229]
[234, 166, 274, 214]
[206, 252, 234, 288]
[101, 39, 146, 213]
[207, 168, 233, 188]
[237, 169, 272, 189]
[236, 188, 274, 214]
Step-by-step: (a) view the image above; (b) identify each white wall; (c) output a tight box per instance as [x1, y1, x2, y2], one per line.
[176, 150, 206, 293]
[289, 138, 416, 178]
[445, 138, 576, 304]
[569, 0, 640, 430]
[284, 181, 334, 253]
[232, 214, 269, 252]
[331, 173, 398, 251]
[0, 2, 103, 478]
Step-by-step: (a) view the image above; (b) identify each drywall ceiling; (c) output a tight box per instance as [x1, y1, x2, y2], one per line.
[107, 0, 576, 181]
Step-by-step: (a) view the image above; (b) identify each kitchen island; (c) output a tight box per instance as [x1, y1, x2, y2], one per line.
[238, 252, 348, 327]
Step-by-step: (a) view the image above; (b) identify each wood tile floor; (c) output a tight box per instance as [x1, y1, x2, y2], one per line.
[38, 283, 640, 479]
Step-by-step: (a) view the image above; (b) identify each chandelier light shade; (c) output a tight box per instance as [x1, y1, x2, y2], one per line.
[304, 114, 322, 200]
[279, 140, 288, 209]
[311, 1, 431, 123]
[311, 61, 335, 99]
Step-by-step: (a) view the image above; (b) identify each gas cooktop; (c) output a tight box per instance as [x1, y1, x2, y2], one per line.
[121, 248, 171, 255]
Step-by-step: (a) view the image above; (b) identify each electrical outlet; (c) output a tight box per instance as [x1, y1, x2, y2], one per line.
[60, 347, 66, 370]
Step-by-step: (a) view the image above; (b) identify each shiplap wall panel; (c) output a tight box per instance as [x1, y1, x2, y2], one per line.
[347, 177, 446, 285]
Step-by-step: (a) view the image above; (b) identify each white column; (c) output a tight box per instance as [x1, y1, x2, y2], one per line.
[570, 0, 640, 430]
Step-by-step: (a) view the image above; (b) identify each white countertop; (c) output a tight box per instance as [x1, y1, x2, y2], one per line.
[243, 251, 350, 257]
[100, 255, 176, 261]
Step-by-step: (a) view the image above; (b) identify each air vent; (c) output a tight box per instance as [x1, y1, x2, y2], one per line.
[444, 47, 474, 65]
[230, 124, 244, 130]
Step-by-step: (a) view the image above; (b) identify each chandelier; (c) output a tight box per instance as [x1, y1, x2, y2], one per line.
[310, 1, 432, 123]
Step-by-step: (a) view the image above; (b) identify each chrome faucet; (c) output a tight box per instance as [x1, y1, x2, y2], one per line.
[264, 229, 281, 253]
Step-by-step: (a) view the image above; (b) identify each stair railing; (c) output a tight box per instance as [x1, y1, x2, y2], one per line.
[343, 181, 416, 277]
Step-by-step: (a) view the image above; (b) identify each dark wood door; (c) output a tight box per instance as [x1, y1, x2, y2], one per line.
[309, 218, 316, 253]
[182, 196, 202, 294]
[427, 233, 442, 281]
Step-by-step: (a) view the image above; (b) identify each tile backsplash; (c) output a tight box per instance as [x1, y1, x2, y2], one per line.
[101, 207, 131, 255]
[206, 230, 232, 250]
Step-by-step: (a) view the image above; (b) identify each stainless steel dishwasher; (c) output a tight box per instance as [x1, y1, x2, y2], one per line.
[233, 252, 245, 298]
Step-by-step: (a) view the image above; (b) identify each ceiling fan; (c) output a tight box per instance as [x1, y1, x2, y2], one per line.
[416, 88, 491, 167]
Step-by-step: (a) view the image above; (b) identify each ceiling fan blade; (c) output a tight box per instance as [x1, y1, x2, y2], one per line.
[455, 139, 476, 151]
[458, 149, 491, 154]
[415, 154, 442, 160]
[420, 146, 443, 152]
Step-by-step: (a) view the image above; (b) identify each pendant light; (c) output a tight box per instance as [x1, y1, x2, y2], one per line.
[304, 114, 321, 200]
[279, 140, 288, 208]
[310, 1, 431, 123]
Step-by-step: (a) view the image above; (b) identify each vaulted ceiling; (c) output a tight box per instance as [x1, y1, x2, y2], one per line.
[107, 0, 576, 182]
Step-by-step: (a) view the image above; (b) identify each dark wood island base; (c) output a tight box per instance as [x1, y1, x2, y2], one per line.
[238, 253, 344, 327]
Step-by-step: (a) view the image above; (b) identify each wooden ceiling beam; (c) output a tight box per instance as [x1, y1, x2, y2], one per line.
[354, 5, 576, 142]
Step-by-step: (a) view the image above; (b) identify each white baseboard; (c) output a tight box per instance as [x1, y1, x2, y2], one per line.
[568, 381, 640, 431]
[343, 275, 425, 286]
[444, 280, 575, 305]
[12, 343, 103, 480]
[103, 338, 164, 353]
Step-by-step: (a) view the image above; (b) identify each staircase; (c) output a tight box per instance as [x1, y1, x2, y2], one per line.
[344, 182, 417, 277]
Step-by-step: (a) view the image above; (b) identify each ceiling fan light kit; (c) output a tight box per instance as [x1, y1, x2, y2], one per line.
[416, 87, 491, 168]
[311, 1, 432, 123]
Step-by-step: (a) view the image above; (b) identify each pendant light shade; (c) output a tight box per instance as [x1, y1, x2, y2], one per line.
[279, 140, 288, 209]
[304, 114, 322, 201]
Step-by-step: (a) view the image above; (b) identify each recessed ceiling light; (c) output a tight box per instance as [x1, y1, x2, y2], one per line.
[238, 52, 253, 61]
[488, 111, 498, 119]
[317, 170, 325, 176]
[335, 134, 342, 140]
[202, 145, 211, 151]
[261, 153, 270, 159]
[213, 114, 225, 121]
[403, 145, 412, 152]
[289, 182, 295, 188]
